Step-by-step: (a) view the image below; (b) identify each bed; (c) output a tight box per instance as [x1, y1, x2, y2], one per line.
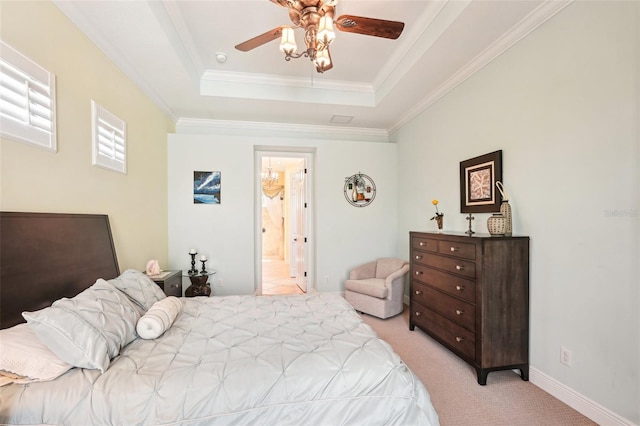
[0, 212, 439, 425]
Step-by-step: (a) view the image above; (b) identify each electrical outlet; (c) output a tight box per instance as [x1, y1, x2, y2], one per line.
[560, 346, 572, 367]
[216, 279, 223, 287]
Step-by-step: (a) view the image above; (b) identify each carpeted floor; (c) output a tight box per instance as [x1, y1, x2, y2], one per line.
[361, 309, 597, 426]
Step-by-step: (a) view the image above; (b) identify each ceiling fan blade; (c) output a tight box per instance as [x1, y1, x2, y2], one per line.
[335, 15, 404, 40]
[235, 26, 285, 52]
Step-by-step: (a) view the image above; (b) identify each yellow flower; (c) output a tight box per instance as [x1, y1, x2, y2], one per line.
[430, 199, 442, 220]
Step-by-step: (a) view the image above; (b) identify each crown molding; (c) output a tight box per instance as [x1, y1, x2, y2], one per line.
[175, 118, 389, 143]
[375, 0, 470, 104]
[200, 70, 375, 106]
[388, 0, 573, 134]
[52, 0, 178, 122]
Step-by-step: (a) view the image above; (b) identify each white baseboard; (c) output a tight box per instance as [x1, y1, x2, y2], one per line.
[530, 367, 635, 426]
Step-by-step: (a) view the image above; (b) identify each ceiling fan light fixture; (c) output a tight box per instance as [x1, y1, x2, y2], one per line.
[317, 15, 335, 46]
[235, 1, 404, 74]
[279, 26, 297, 55]
[314, 48, 331, 70]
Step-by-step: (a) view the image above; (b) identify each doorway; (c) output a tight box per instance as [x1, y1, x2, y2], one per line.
[255, 150, 314, 296]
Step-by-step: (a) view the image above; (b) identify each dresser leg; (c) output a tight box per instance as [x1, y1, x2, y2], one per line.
[520, 365, 529, 381]
[477, 368, 489, 385]
[409, 321, 415, 331]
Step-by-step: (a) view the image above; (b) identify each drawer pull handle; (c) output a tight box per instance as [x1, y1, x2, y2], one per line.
[172, 283, 179, 288]
[415, 271, 423, 275]
[415, 311, 422, 317]
[455, 285, 464, 291]
[455, 265, 464, 271]
[415, 290, 423, 295]
[455, 309, 464, 316]
[455, 337, 464, 343]
[450, 246, 459, 252]
[419, 242, 426, 246]
[414, 255, 423, 260]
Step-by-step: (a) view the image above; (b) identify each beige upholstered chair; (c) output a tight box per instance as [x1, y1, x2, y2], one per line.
[344, 258, 410, 319]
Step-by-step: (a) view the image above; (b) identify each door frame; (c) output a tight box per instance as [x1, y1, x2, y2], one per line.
[254, 147, 315, 295]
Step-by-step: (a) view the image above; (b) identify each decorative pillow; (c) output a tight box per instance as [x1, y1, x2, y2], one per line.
[136, 296, 183, 339]
[0, 323, 73, 386]
[109, 269, 167, 311]
[22, 278, 141, 373]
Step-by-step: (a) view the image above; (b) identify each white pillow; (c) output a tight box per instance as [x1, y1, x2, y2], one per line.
[136, 296, 183, 339]
[109, 269, 167, 311]
[0, 323, 72, 386]
[23, 278, 141, 373]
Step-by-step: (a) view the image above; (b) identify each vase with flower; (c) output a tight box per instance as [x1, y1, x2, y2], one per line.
[430, 199, 444, 232]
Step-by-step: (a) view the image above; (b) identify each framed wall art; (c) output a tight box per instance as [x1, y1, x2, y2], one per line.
[193, 171, 221, 204]
[459, 150, 502, 213]
[344, 172, 376, 207]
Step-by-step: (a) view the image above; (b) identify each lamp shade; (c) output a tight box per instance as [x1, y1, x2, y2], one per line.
[279, 27, 297, 54]
[317, 16, 336, 45]
[315, 48, 331, 70]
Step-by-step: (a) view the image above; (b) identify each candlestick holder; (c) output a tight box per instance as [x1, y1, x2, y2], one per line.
[200, 259, 207, 275]
[188, 252, 198, 275]
[465, 213, 475, 235]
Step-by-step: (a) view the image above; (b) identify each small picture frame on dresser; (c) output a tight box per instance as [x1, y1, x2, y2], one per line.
[460, 150, 503, 213]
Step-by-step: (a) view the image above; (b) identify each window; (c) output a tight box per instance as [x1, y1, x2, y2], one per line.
[91, 100, 126, 174]
[0, 41, 57, 152]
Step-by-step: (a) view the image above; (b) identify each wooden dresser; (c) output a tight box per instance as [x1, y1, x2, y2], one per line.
[409, 231, 530, 385]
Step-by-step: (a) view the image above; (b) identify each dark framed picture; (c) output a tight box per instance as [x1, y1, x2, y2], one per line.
[193, 171, 221, 204]
[459, 150, 502, 213]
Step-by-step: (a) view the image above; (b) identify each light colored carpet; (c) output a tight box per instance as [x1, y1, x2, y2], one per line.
[361, 309, 597, 426]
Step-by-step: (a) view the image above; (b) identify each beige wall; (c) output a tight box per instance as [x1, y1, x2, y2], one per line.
[0, 1, 175, 271]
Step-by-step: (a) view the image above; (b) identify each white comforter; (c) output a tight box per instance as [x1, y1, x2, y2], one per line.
[0, 294, 439, 425]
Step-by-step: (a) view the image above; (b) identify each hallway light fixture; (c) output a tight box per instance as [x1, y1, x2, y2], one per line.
[262, 158, 279, 186]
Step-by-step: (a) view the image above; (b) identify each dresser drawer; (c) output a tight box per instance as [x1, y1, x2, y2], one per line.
[412, 265, 476, 303]
[437, 240, 476, 260]
[411, 282, 475, 331]
[411, 301, 475, 361]
[411, 236, 438, 252]
[162, 274, 182, 297]
[420, 253, 476, 279]
[149, 270, 183, 297]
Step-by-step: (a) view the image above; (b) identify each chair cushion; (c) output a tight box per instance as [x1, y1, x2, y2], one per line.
[344, 278, 388, 299]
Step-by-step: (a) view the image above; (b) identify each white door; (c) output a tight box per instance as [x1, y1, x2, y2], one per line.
[289, 174, 297, 277]
[292, 165, 307, 292]
[256, 150, 313, 295]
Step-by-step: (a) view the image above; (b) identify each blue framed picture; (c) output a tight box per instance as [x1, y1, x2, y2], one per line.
[193, 171, 221, 204]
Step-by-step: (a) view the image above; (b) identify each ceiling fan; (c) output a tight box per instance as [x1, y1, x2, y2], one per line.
[235, 0, 405, 73]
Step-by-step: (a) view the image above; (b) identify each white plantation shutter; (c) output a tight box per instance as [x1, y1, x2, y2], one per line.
[0, 41, 57, 152]
[91, 100, 126, 174]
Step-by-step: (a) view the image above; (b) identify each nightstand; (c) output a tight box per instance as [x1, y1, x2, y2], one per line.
[148, 270, 182, 297]
[184, 271, 216, 297]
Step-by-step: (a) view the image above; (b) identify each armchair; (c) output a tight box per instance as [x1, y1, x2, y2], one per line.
[344, 258, 410, 319]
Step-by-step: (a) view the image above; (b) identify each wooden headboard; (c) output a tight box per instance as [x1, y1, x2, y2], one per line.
[0, 212, 120, 329]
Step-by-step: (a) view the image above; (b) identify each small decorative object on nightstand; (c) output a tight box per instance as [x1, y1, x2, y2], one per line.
[147, 270, 182, 297]
[188, 249, 198, 275]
